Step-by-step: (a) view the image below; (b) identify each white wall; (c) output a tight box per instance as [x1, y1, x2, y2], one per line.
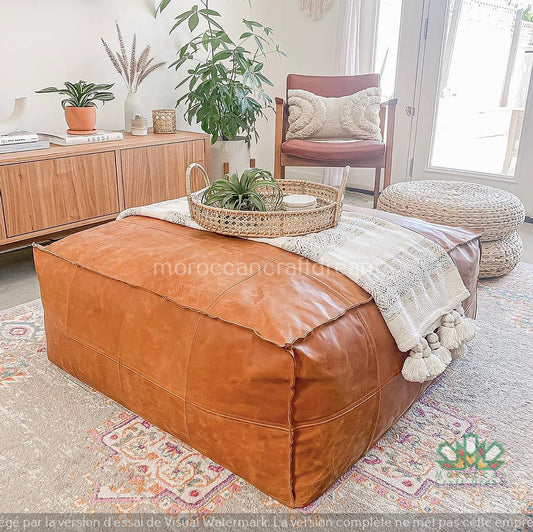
[1, 0, 354, 183]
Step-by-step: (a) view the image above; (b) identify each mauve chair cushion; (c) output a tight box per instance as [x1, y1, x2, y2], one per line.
[281, 139, 385, 162]
[286, 73, 381, 98]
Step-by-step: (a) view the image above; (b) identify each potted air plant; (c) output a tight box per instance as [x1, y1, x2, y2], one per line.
[202, 168, 283, 211]
[35, 81, 114, 134]
[101, 22, 166, 132]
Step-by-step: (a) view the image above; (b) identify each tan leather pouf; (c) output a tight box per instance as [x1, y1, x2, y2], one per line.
[378, 181, 525, 278]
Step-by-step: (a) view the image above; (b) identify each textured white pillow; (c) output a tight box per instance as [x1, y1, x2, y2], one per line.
[286, 87, 382, 141]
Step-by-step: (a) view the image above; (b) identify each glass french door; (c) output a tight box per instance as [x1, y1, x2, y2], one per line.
[407, 0, 533, 215]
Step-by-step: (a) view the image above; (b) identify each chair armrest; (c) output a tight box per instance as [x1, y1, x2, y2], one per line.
[274, 97, 287, 178]
[275, 97, 288, 144]
[380, 98, 398, 108]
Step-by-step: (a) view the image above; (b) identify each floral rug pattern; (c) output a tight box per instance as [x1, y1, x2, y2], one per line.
[0, 263, 531, 515]
[74, 412, 242, 514]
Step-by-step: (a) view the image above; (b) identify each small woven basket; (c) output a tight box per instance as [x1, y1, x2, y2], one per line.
[152, 109, 177, 133]
[186, 163, 349, 238]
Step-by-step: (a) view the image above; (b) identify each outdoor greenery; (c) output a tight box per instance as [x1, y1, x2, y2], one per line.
[36, 81, 115, 108]
[201, 168, 283, 211]
[523, 4, 533, 22]
[158, 0, 286, 145]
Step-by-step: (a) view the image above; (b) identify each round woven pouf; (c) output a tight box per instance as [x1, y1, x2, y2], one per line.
[480, 232, 523, 279]
[378, 181, 525, 242]
[378, 180, 525, 278]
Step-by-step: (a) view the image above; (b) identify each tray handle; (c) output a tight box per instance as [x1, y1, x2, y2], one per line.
[186, 163, 211, 199]
[334, 166, 350, 222]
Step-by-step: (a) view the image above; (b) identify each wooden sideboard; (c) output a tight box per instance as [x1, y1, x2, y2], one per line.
[0, 130, 209, 250]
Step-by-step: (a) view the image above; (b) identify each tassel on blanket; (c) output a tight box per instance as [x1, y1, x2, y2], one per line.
[426, 332, 452, 365]
[453, 307, 475, 343]
[402, 343, 430, 383]
[451, 343, 468, 359]
[437, 313, 460, 350]
[421, 337, 446, 378]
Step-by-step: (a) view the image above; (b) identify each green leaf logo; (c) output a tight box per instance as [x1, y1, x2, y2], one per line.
[437, 433, 504, 471]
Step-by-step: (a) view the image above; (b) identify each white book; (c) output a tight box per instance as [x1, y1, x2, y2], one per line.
[38, 130, 123, 146]
[0, 140, 50, 155]
[0, 131, 39, 145]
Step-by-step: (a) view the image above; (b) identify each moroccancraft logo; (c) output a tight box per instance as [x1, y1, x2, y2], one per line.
[435, 433, 507, 487]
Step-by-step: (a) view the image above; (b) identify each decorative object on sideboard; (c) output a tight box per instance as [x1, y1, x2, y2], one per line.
[186, 163, 349, 238]
[299, 0, 333, 20]
[131, 114, 148, 136]
[102, 22, 166, 132]
[152, 109, 176, 133]
[0, 97, 29, 136]
[35, 81, 115, 135]
[157, 0, 287, 178]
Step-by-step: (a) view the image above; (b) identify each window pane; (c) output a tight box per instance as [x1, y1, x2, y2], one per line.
[430, 0, 533, 176]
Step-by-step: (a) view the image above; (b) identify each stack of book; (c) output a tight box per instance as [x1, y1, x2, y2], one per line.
[38, 130, 124, 146]
[0, 131, 50, 154]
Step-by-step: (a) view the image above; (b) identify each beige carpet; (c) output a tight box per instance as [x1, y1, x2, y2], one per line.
[0, 264, 532, 523]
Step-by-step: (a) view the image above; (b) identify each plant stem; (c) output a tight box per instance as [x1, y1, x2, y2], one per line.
[203, 0, 226, 140]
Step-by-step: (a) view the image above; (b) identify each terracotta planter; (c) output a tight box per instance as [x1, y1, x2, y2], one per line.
[64, 106, 97, 134]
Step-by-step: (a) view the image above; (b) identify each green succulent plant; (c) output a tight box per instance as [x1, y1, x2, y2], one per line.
[36, 80, 115, 109]
[202, 168, 283, 211]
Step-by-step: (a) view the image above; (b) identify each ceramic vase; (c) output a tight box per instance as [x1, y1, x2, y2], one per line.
[124, 92, 143, 133]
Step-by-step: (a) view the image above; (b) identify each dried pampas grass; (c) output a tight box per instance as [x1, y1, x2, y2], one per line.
[101, 22, 165, 92]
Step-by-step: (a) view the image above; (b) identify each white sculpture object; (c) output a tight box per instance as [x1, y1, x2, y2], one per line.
[0, 97, 29, 136]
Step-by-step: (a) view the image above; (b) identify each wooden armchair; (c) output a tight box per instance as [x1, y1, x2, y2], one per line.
[274, 74, 397, 208]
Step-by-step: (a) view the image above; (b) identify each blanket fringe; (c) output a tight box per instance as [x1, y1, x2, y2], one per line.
[402, 305, 474, 383]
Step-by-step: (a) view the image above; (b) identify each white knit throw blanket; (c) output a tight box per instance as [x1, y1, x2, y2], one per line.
[118, 197, 475, 383]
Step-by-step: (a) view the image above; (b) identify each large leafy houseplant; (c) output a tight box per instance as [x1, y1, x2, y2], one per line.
[36, 80, 114, 133]
[158, 0, 286, 146]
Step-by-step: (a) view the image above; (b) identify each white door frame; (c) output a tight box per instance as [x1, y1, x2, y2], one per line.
[404, 0, 533, 216]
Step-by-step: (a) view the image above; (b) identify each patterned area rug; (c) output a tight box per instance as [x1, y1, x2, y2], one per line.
[0, 264, 532, 516]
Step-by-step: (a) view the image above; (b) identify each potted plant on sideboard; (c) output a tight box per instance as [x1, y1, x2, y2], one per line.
[158, 0, 286, 178]
[36, 80, 115, 134]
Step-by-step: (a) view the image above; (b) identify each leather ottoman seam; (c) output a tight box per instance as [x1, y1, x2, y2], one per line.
[182, 258, 280, 438]
[45, 315, 404, 432]
[293, 372, 400, 429]
[187, 398, 290, 431]
[34, 245, 370, 348]
[287, 346, 297, 507]
[356, 306, 382, 456]
[288, 301, 373, 346]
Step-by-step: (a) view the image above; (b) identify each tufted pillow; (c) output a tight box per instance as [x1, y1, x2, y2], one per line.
[286, 87, 382, 141]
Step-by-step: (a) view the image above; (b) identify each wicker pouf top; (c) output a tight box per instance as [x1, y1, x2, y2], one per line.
[378, 181, 525, 242]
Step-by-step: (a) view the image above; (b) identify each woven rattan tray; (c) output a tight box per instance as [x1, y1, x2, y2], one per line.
[186, 163, 349, 238]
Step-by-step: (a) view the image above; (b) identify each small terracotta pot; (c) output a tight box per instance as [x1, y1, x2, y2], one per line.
[64, 106, 97, 133]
